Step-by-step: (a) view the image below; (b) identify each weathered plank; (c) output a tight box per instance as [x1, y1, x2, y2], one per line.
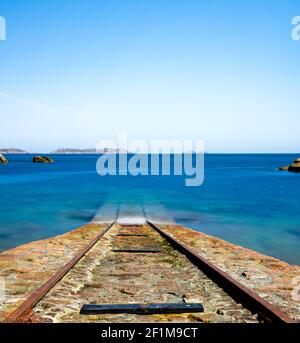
[80, 303, 204, 315]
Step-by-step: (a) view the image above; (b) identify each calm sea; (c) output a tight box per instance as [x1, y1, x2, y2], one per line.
[0, 153, 299, 265]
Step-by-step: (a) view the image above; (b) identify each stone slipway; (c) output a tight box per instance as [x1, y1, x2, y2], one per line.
[0, 222, 299, 322]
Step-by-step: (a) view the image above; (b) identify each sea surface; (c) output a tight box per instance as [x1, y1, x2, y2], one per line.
[0, 153, 300, 265]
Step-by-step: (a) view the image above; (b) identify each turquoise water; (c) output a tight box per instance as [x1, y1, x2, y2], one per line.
[0, 154, 300, 265]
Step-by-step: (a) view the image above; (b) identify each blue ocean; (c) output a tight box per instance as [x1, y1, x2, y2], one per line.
[0, 154, 299, 265]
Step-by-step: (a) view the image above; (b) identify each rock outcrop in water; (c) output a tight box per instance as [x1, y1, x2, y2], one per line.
[33, 156, 54, 163]
[0, 153, 8, 164]
[279, 158, 300, 172]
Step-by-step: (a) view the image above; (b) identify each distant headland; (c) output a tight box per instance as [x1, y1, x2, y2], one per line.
[51, 148, 128, 154]
[0, 148, 28, 154]
[0, 148, 128, 154]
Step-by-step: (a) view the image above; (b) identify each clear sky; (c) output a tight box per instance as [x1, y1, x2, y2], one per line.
[0, 0, 299, 152]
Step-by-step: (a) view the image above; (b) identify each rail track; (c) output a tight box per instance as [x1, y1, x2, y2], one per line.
[3, 208, 296, 323]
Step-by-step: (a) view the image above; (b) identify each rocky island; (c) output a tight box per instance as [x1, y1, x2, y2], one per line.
[0, 148, 28, 154]
[52, 148, 128, 154]
[32, 156, 54, 163]
[279, 157, 300, 172]
[0, 153, 8, 164]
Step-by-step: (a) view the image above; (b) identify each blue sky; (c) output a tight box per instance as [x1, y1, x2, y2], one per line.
[0, 0, 299, 152]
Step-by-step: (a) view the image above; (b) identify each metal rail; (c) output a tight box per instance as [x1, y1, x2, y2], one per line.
[4, 221, 115, 323]
[147, 221, 296, 324]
